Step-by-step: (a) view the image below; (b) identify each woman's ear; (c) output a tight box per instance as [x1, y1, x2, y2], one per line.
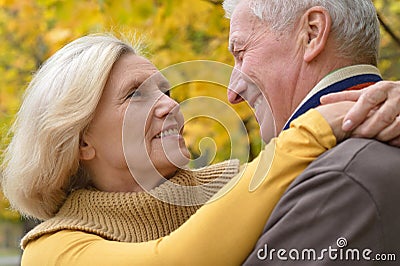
[79, 135, 95, 161]
[302, 6, 332, 63]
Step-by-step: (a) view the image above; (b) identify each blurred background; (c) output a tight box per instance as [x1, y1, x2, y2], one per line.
[1, 0, 399, 264]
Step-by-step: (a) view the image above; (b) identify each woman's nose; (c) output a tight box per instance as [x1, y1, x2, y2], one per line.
[154, 93, 180, 118]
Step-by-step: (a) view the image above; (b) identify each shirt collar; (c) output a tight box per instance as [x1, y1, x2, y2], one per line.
[283, 64, 382, 130]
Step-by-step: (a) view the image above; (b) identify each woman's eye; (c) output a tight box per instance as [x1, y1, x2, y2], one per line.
[126, 90, 142, 99]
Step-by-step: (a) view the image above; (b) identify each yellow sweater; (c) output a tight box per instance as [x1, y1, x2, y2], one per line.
[21, 160, 240, 245]
[22, 109, 336, 265]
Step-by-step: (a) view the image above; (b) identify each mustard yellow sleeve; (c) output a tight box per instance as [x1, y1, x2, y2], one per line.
[22, 109, 336, 266]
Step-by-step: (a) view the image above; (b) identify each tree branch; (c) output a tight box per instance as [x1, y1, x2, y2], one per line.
[378, 12, 400, 47]
[202, 0, 223, 5]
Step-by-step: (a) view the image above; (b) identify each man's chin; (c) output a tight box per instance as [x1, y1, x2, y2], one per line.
[260, 122, 277, 143]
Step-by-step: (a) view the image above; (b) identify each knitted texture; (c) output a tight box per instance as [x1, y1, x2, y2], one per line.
[21, 160, 239, 248]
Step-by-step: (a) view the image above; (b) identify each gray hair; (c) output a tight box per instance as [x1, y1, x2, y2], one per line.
[1, 33, 140, 220]
[223, 0, 380, 65]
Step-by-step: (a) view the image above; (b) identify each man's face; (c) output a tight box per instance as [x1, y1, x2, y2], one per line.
[227, 1, 302, 140]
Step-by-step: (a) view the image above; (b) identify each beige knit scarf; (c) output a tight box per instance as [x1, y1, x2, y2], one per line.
[21, 160, 239, 249]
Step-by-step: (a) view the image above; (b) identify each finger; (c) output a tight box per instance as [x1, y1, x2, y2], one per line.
[389, 136, 400, 147]
[376, 115, 400, 142]
[351, 104, 398, 139]
[353, 91, 400, 138]
[352, 118, 376, 139]
[342, 87, 388, 131]
[320, 90, 361, 105]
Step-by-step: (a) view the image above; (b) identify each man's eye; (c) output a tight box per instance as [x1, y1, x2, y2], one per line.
[235, 50, 244, 61]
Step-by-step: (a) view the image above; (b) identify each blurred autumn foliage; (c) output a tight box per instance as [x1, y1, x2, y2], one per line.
[0, 0, 260, 222]
[0, 0, 400, 222]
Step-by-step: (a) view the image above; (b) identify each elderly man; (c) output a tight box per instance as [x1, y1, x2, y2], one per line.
[223, 0, 400, 265]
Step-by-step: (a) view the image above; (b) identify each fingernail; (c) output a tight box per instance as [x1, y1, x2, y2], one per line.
[343, 120, 354, 131]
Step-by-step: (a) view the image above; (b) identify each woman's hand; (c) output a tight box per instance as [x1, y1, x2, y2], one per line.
[320, 81, 400, 146]
[316, 101, 354, 143]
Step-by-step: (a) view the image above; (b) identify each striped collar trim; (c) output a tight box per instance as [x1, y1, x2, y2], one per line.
[283, 65, 382, 130]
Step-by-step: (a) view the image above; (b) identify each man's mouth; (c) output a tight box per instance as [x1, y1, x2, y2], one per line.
[155, 128, 180, 139]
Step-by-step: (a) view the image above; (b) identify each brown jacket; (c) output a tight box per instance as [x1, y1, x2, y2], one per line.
[244, 138, 400, 265]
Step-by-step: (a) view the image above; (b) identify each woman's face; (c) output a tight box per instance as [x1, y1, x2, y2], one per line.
[82, 53, 190, 192]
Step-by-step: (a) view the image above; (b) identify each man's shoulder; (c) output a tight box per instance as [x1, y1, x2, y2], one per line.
[288, 138, 400, 208]
[296, 138, 400, 185]
[242, 139, 400, 265]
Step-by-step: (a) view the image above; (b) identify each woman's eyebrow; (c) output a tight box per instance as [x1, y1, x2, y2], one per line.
[119, 77, 142, 96]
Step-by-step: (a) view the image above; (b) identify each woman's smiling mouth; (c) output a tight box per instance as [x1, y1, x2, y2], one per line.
[155, 128, 180, 139]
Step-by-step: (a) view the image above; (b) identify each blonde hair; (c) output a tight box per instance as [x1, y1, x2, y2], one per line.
[1, 33, 139, 220]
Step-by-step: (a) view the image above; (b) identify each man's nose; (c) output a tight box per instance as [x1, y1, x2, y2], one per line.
[227, 68, 246, 104]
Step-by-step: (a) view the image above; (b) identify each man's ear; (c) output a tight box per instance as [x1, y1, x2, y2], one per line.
[79, 135, 95, 161]
[301, 6, 332, 63]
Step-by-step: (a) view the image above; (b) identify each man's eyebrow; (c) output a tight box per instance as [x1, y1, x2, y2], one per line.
[228, 40, 234, 53]
[228, 39, 243, 53]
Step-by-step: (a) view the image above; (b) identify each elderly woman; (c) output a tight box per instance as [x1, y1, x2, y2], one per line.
[1, 34, 398, 265]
